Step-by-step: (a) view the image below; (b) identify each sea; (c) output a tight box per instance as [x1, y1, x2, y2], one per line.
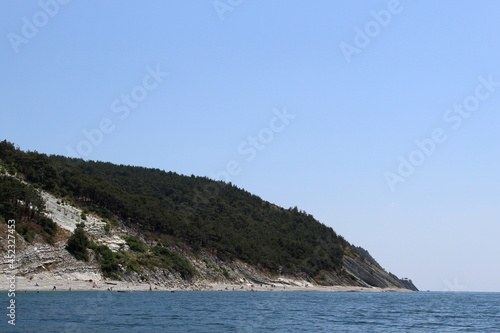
[2, 291, 499, 332]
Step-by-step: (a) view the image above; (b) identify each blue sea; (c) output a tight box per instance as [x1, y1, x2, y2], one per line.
[2, 291, 499, 332]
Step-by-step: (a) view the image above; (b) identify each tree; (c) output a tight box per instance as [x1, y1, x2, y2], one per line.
[66, 224, 90, 261]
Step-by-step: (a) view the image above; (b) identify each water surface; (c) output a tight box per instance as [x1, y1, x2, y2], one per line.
[2, 291, 499, 332]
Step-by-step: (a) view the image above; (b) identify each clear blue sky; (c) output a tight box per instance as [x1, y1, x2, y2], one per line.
[1, 1, 499, 292]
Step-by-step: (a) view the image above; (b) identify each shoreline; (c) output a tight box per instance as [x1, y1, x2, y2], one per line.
[0, 275, 413, 293]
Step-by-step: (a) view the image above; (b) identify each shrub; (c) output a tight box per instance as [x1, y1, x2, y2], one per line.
[222, 267, 230, 279]
[39, 216, 57, 237]
[66, 226, 90, 261]
[126, 263, 141, 274]
[151, 245, 196, 279]
[16, 224, 34, 243]
[95, 245, 119, 279]
[124, 236, 147, 252]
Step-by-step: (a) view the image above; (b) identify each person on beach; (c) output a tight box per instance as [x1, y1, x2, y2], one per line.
[52, 286, 56, 291]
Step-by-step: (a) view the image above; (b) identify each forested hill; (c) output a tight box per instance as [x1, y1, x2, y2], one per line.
[0, 140, 416, 289]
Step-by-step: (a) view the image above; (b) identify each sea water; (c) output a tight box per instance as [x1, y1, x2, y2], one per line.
[1, 291, 499, 332]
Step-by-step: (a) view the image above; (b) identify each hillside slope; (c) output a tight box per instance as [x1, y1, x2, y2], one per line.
[0, 141, 417, 291]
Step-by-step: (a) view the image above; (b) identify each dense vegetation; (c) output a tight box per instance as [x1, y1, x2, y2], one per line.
[66, 223, 90, 261]
[0, 171, 58, 243]
[0, 140, 347, 278]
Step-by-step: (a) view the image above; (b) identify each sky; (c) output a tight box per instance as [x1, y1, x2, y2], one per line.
[1, 0, 499, 292]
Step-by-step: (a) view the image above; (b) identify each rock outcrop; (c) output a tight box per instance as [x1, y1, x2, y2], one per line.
[0, 188, 417, 291]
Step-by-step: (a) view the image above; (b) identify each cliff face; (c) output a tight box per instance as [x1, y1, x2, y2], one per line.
[398, 277, 418, 291]
[341, 254, 418, 291]
[0, 189, 417, 291]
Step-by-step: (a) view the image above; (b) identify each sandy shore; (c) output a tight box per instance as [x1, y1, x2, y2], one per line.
[0, 275, 413, 293]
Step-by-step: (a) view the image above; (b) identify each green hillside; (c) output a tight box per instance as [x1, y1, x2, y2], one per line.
[0, 140, 346, 279]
